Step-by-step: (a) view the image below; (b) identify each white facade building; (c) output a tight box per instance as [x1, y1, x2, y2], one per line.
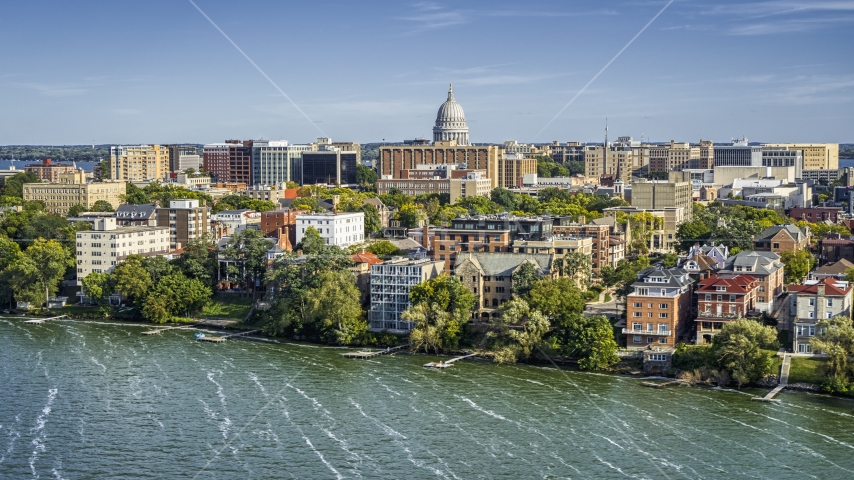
[75, 218, 170, 284]
[252, 140, 313, 186]
[296, 212, 364, 248]
[369, 258, 444, 332]
[211, 209, 261, 235]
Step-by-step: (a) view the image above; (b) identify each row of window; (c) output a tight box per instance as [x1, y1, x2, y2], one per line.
[633, 312, 668, 318]
[633, 336, 668, 344]
[633, 302, 669, 309]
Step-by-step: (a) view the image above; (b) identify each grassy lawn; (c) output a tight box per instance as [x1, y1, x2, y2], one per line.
[202, 296, 254, 319]
[788, 357, 828, 385]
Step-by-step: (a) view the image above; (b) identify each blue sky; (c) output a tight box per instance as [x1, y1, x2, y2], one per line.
[1, 0, 853, 145]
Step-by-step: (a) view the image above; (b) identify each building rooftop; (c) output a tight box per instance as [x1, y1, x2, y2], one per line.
[755, 224, 808, 243]
[812, 259, 854, 276]
[116, 204, 157, 219]
[454, 252, 553, 276]
[788, 277, 852, 296]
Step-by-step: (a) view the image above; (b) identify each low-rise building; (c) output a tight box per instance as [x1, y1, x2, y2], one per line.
[753, 224, 811, 255]
[295, 211, 364, 248]
[116, 204, 157, 226]
[211, 209, 260, 236]
[694, 274, 760, 344]
[810, 259, 854, 282]
[75, 218, 169, 284]
[454, 252, 554, 321]
[368, 258, 444, 332]
[718, 251, 785, 312]
[22, 170, 125, 214]
[790, 206, 843, 223]
[820, 233, 854, 264]
[787, 278, 853, 353]
[552, 218, 627, 281]
[624, 267, 693, 348]
[260, 208, 305, 251]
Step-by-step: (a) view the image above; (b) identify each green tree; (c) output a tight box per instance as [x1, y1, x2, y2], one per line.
[489, 297, 550, 364]
[676, 220, 712, 253]
[366, 240, 402, 257]
[554, 251, 592, 287]
[222, 229, 274, 296]
[356, 165, 378, 187]
[142, 272, 211, 323]
[562, 314, 619, 370]
[90, 200, 115, 212]
[141, 256, 174, 284]
[511, 261, 541, 297]
[67, 204, 86, 217]
[172, 238, 218, 289]
[396, 204, 424, 228]
[779, 250, 816, 283]
[297, 226, 326, 254]
[122, 182, 150, 204]
[1, 171, 39, 198]
[490, 187, 518, 211]
[527, 277, 586, 327]
[81, 271, 112, 305]
[305, 270, 366, 344]
[406, 274, 476, 352]
[0, 237, 22, 308]
[9, 239, 73, 310]
[112, 255, 153, 306]
[810, 316, 854, 393]
[361, 203, 383, 237]
[661, 253, 679, 267]
[711, 319, 778, 386]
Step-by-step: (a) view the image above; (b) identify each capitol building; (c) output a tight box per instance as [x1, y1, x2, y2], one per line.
[433, 84, 469, 145]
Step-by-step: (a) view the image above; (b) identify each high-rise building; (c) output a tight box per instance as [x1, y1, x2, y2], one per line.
[252, 140, 312, 186]
[379, 143, 500, 187]
[549, 141, 584, 163]
[165, 145, 201, 173]
[433, 84, 469, 145]
[301, 147, 358, 186]
[648, 141, 700, 172]
[203, 140, 253, 184]
[368, 258, 444, 332]
[630, 173, 693, 221]
[295, 211, 365, 248]
[623, 267, 693, 348]
[694, 140, 714, 169]
[764, 143, 838, 170]
[109, 145, 170, 181]
[713, 138, 763, 167]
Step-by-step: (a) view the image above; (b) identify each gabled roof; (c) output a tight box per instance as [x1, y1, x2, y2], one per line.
[813, 258, 854, 276]
[696, 274, 758, 294]
[694, 254, 719, 272]
[633, 266, 692, 288]
[454, 252, 553, 276]
[787, 277, 852, 297]
[755, 224, 807, 243]
[721, 250, 783, 276]
[351, 252, 383, 265]
[590, 216, 616, 227]
[116, 203, 156, 219]
[362, 198, 387, 210]
[387, 237, 425, 252]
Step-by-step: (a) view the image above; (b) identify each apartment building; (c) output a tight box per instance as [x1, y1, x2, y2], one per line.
[624, 267, 693, 348]
[22, 170, 126, 214]
[109, 145, 170, 181]
[165, 145, 201, 173]
[788, 278, 852, 353]
[631, 174, 693, 221]
[718, 251, 785, 312]
[455, 252, 554, 321]
[155, 200, 209, 249]
[75, 218, 169, 284]
[368, 258, 444, 332]
[551, 220, 626, 281]
[498, 153, 538, 188]
[376, 166, 492, 202]
[295, 211, 364, 248]
[115, 204, 156, 226]
[695, 274, 760, 344]
[211, 209, 260, 236]
[583, 145, 634, 182]
[24, 158, 77, 182]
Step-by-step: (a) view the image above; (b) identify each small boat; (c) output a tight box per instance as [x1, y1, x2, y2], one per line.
[194, 333, 206, 339]
[423, 361, 450, 369]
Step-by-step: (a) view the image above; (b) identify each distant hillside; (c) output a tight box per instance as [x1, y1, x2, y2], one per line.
[841, 144, 854, 158]
[0, 145, 111, 162]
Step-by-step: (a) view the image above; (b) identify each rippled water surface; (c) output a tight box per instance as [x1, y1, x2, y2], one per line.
[2, 317, 854, 479]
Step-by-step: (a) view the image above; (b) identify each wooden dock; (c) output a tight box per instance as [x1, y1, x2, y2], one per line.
[641, 380, 685, 388]
[342, 344, 408, 359]
[142, 326, 194, 335]
[423, 353, 478, 369]
[753, 352, 790, 402]
[196, 330, 261, 343]
[23, 315, 67, 325]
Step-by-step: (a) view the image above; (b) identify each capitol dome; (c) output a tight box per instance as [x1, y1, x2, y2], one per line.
[433, 84, 470, 145]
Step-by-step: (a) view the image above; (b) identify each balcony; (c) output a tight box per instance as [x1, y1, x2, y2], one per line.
[622, 328, 672, 336]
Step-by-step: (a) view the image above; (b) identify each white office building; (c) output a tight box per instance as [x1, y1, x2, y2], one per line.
[296, 211, 364, 248]
[75, 217, 169, 284]
[252, 140, 313, 186]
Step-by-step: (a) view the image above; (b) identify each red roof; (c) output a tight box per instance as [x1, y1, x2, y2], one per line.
[351, 252, 383, 266]
[787, 277, 852, 296]
[695, 274, 758, 294]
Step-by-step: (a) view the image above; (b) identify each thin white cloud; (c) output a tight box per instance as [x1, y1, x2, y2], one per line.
[701, 1, 854, 18]
[484, 9, 619, 17]
[728, 15, 854, 34]
[17, 83, 89, 97]
[399, 2, 468, 32]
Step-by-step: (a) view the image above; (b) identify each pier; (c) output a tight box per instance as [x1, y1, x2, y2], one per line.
[197, 329, 261, 343]
[423, 353, 479, 368]
[23, 315, 67, 325]
[753, 352, 790, 402]
[342, 344, 408, 359]
[141, 325, 194, 335]
[641, 379, 686, 388]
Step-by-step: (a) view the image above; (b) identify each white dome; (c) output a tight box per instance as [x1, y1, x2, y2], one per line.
[433, 84, 470, 145]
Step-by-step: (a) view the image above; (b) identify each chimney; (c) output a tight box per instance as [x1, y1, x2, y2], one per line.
[817, 284, 825, 296]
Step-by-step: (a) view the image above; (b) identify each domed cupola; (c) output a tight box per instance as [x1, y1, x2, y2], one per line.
[433, 84, 470, 145]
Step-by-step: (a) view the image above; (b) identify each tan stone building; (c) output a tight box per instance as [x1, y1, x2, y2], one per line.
[764, 143, 838, 170]
[378, 141, 500, 187]
[377, 168, 492, 202]
[630, 173, 693, 222]
[454, 252, 554, 321]
[109, 145, 170, 182]
[583, 146, 634, 182]
[75, 217, 170, 284]
[552, 219, 627, 281]
[649, 141, 700, 172]
[497, 153, 537, 188]
[23, 170, 126, 214]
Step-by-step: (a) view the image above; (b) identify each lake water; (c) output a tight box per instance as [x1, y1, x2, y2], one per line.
[2, 317, 854, 479]
[0, 160, 95, 172]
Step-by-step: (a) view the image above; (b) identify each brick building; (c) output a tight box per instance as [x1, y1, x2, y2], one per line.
[718, 251, 785, 312]
[753, 224, 811, 254]
[203, 140, 253, 185]
[624, 267, 693, 348]
[24, 158, 77, 182]
[820, 233, 854, 264]
[694, 274, 760, 344]
[789, 207, 843, 223]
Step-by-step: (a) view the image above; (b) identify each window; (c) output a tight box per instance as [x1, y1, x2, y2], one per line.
[828, 298, 833, 307]
[773, 242, 780, 249]
[633, 312, 642, 317]
[649, 353, 667, 361]
[809, 298, 815, 306]
[659, 313, 668, 318]
[705, 294, 711, 301]
[657, 324, 669, 334]
[647, 323, 653, 331]
[798, 343, 813, 353]
[632, 322, 642, 331]
[716, 286, 726, 292]
[717, 295, 722, 302]
[633, 302, 642, 308]
[659, 303, 667, 309]
[496, 287, 505, 293]
[729, 295, 736, 302]
[658, 337, 667, 344]
[633, 336, 642, 343]
[647, 337, 654, 344]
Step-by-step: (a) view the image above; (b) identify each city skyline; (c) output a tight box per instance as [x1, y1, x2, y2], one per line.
[2, 0, 853, 144]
